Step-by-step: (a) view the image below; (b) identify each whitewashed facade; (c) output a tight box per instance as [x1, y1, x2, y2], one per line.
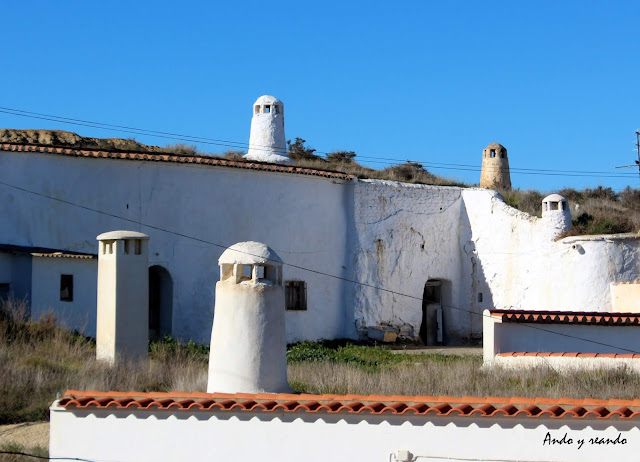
[1, 149, 639, 344]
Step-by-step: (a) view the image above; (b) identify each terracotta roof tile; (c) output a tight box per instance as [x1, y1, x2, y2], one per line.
[489, 309, 640, 326]
[0, 143, 355, 181]
[31, 252, 96, 259]
[497, 352, 640, 358]
[56, 390, 640, 419]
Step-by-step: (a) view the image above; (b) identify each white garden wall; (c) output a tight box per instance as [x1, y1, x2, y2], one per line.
[50, 404, 640, 462]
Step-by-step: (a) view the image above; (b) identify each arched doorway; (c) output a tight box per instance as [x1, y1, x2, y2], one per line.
[420, 279, 442, 346]
[149, 265, 173, 340]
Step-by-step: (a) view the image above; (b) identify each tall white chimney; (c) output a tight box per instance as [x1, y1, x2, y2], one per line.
[96, 230, 149, 364]
[207, 241, 291, 393]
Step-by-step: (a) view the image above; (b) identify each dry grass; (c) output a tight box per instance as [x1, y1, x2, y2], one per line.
[0, 443, 48, 462]
[3, 299, 640, 425]
[0, 298, 207, 424]
[288, 360, 640, 400]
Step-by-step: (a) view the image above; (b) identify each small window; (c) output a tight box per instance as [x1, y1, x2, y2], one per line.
[477, 292, 483, 303]
[221, 264, 234, 281]
[255, 265, 265, 279]
[103, 241, 114, 254]
[490, 149, 496, 158]
[123, 240, 130, 254]
[286, 280, 307, 311]
[241, 265, 252, 281]
[254, 105, 260, 114]
[264, 105, 271, 114]
[500, 153, 504, 158]
[60, 275, 73, 302]
[273, 105, 279, 114]
[550, 202, 559, 211]
[134, 240, 142, 255]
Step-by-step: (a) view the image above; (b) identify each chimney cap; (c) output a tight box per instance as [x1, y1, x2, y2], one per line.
[219, 241, 282, 266]
[96, 230, 150, 241]
[542, 193, 567, 203]
[253, 95, 283, 106]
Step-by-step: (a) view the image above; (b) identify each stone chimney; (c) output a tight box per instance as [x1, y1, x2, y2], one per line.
[207, 241, 291, 393]
[96, 231, 150, 364]
[480, 142, 511, 190]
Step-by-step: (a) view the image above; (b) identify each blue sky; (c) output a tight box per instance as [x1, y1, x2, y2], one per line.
[2, 1, 638, 191]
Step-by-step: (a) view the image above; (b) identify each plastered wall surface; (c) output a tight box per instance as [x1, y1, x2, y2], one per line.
[2, 148, 640, 343]
[31, 257, 97, 336]
[50, 406, 640, 462]
[0, 151, 352, 343]
[611, 282, 640, 312]
[461, 190, 640, 314]
[0, 253, 32, 301]
[352, 180, 469, 341]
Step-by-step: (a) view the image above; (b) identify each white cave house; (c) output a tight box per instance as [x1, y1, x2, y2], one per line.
[1, 98, 639, 345]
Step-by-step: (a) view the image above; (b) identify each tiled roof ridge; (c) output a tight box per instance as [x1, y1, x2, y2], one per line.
[31, 252, 96, 259]
[0, 142, 355, 181]
[57, 390, 640, 419]
[489, 309, 640, 325]
[497, 352, 640, 358]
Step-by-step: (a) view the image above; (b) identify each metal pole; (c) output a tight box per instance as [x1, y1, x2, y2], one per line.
[637, 130, 640, 184]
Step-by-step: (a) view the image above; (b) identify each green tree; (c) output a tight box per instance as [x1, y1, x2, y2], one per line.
[287, 138, 321, 161]
[326, 150, 356, 163]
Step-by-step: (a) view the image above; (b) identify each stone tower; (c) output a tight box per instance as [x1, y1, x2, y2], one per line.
[480, 142, 511, 190]
[207, 241, 291, 394]
[243, 95, 291, 164]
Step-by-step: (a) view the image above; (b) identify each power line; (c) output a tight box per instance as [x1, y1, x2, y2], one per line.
[0, 105, 638, 180]
[0, 178, 638, 355]
[0, 450, 95, 461]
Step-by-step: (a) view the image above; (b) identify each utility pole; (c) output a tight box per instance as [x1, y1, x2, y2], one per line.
[614, 129, 640, 185]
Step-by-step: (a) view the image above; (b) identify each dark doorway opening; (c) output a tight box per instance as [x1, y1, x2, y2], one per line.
[149, 266, 173, 340]
[420, 279, 442, 346]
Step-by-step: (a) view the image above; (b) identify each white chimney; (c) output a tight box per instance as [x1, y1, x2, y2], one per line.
[207, 241, 291, 393]
[96, 230, 150, 364]
[243, 95, 291, 164]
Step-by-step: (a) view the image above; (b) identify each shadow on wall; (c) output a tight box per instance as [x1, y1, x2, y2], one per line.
[457, 198, 493, 345]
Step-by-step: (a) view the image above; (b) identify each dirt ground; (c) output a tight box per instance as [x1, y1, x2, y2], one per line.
[0, 422, 49, 449]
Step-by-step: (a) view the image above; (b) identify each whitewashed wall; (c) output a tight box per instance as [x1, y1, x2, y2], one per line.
[31, 257, 97, 336]
[352, 180, 469, 342]
[0, 151, 353, 343]
[50, 406, 640, 462]
[0, 252, 32, 302]
[3, 148, 640, 344]
[462, 190, 640, 313]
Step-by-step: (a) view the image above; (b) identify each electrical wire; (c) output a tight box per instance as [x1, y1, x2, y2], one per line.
[0, 105, 638, 179]
[0, 178, 638, 355]
[0, 450, 96, 461]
